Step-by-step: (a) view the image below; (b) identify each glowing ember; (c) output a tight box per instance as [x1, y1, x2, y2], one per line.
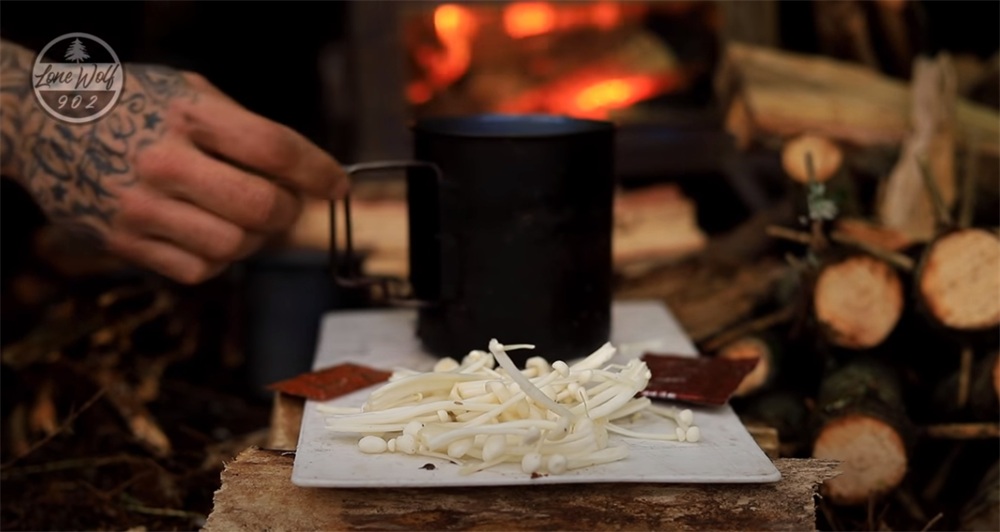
[591, 2, 622, 30]
[504, 2, 557, 38]
[575, 78, 651, 113]
[406, 1, 680, 117]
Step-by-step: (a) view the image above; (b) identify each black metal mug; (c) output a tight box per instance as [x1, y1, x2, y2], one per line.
[331, 114, 616, 365]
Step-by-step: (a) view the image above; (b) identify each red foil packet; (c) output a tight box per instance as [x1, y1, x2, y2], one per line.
[267, 363, 392, 402]
[640, 353, 760, 406]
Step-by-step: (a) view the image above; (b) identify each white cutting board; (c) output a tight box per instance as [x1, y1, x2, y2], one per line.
[291, 300, 781, 488]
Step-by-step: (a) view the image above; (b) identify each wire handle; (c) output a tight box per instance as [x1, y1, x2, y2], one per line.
[330, 160, 443, 308]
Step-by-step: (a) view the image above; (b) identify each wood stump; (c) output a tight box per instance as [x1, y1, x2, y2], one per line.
[718, 335, 778, 397]
[813, 255, 905, 350]
[811, 357, 911, 506]
[917, 228, 1000, 332]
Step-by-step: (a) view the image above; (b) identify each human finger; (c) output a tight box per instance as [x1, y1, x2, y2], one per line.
[105, 231, 227, 285]
[136, 137, 303, 233]
[116, 188, 266, 262]
[174, 93, 349, 199]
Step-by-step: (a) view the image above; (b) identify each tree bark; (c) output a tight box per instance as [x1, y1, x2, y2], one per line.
[811, 357, 912, 506]
[204, 447, 841, 532]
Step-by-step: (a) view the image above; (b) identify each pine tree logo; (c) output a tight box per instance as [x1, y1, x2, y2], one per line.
[64, 38, 90, 63]
[33, 32, 124, 124]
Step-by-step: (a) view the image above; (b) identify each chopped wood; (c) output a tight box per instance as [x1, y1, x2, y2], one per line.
[811, 358, 911, 506]
[266, 392, 305, 451]
[95, 368, 172, 458]
[703, 306, 795, 352]
[28, 379, 58, 437]
[833, 218, 913, 253]
[1, 388, 107, 468]
[828, 231, 915, 271]
[289, 184, 706, 279]
[715, 43, 999, 155]
[931, 351, 1000, 422]
[917, 158, 955, 230]
[203, 447, 841, 532]
[743, 423, 781, 459]
[957, 346, 974, 408]
[739, 390, 811, 457]
[616, 257, 790, 342]
[958, 138, 981, 229]
[813, 255, 905, 349]
[920, 423, 1000, 440]
[781, 134, 844, 184]
[813, 0, 880, 70]
[916, 229, 1000, 331]
[725, 96, 754, 150]
[765, 225, 914, 271]
[878, 55, 958, 241]
[7, 404, 31, 459]
[994, 351, 1000, 399]
[718, 336, 776, 397]
[959, 461, 1000, 532]
[813, 414, 908, 506]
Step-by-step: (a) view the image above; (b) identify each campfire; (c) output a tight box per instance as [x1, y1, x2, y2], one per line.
[401, 2, 697, 120]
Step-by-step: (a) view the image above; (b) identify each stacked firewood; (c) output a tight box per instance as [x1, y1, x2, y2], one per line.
[0, 227, 270, 529]
[702, 43, 1000, 528]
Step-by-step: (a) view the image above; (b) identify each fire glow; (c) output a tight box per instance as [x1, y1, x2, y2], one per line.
[408, 2, 678, 119]
[574, 77, 661, 115]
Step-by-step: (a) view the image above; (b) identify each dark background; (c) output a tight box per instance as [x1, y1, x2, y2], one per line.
[2, 0, 997, 149]
[2, 0, 998, 346]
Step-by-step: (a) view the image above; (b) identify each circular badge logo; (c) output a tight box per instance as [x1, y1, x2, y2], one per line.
[32, 32, 124, 124]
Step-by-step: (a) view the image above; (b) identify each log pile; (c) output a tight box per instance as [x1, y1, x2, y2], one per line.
[0, 231, 271, 530]
[700, 42, 1000, 530]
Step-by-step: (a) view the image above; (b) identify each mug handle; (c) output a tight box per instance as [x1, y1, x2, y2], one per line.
[330, 160, 444, 309]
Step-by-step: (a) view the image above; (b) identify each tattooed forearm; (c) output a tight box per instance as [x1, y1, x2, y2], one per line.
[1, 40, 33, 178]
[0, 38, 197, 239]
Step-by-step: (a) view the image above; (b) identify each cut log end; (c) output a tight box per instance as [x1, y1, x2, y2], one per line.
[814, 255, 905, 349]
[718, 337, 771, 397]
[813, 413, 908, 506]
[781, 134, 843, 184]
[919, 229, 1000, 331]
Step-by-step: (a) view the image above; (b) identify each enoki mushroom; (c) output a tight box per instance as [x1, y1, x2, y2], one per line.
[319, 339, 700, 476]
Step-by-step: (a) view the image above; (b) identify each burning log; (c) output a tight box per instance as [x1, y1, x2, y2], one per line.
[811, 357, 913, 506]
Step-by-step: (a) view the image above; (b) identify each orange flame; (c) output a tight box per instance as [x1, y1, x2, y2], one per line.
[499, 73, 683, 119]
[503, 2, 627, 38]
[573, 77, 659, 114]
[504, 2, 557, 38]
[415, 4, 477, 91]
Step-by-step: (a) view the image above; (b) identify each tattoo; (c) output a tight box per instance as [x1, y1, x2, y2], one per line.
[0, 39, 198, 242]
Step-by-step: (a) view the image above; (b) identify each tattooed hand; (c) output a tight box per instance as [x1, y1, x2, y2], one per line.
[1, 39, 349, 284]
